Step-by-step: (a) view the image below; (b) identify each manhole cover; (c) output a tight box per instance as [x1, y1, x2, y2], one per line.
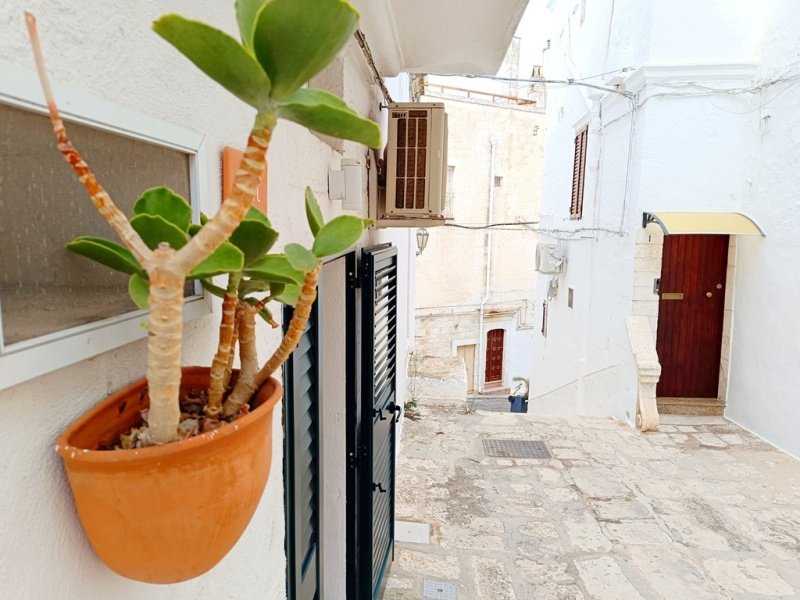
[482, 439, 552, 458]
[423, 579, 457, 600]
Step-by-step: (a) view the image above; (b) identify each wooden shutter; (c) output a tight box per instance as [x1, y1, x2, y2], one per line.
[284, 302, 320, 600]
[570, 127, 588, 220]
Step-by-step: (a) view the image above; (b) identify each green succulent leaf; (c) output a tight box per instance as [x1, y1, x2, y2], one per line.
[243, 206, 271, 226]
[258, 306, 275, 323]
[128, 273, 150, 310]
[201, 279, 228, 298]
[66, 237, 142, 275]
[188, 223, 203, 237]
[153, 14, 272, 109]
[132, 187, 192, 232]
[200, 212, 209, 225]
[238, 278, 271, 298]
[235, 0, 267, 49]
[273, 283, 301, 306]
[305, 186, 324, 236]
[285, 243, 318, 272]
[188, 242, 245, 279]
[312, 215, 365, 257]
[130, 214, 189, 251]
[252, 0, 359, 100]
[230, 220, 279, 265]
[244, 254, 305, 284]
[279, 88, 381, 147]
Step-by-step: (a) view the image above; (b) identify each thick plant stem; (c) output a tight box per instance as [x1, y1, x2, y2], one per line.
[222, 316, 239, 393]
[173, 113, 276, 275]
[206, 272, 242, 416]
[237, 303, 259, 383]
[224, 264, 320, 416]
[25, 12, 152, 268]
[144, 246, 185, 445]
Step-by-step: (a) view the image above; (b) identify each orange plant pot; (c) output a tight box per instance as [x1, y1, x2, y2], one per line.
[57, 367, 282, 584]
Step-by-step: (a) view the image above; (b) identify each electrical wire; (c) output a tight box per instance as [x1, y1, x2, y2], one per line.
[430, 72, 635, 99]
[354, 30, 394, 105]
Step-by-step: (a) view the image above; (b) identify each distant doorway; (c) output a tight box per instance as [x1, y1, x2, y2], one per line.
[457, 344, 476, 393]
[485, 329, 504, 385]
[656, 234, 728, 398]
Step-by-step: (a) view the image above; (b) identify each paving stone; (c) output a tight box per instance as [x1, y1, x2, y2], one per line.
[719, 433, 745, 445]
[570, 467, 631, 498]
[676, 425, 697, 432]
[574, 556, 644, 600]
[519, 520, 559, 539]
[694, 433, 727, 448]
[705, 557, 794, 596]
[628, 546, 730, 600]
[544, 485, 581, 502]
[515, 559, 573, 585]
[601, 521, 671, 545]
[590, 498, 651, 521]
[395, 549, 460, 579]
[472, 557, 516, 600]
[531, 584, 585, 600]
[563, 512, 612, 552]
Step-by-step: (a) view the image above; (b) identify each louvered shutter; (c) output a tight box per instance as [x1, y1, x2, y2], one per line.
[284, 302, 320, 600]
[570, 127, 588, 220]
[361, 244, 398, 600]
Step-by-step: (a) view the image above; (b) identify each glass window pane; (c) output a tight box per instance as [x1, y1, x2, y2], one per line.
[0, 103, 193, 346]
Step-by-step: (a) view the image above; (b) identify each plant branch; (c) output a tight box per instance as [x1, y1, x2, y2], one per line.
[25, 12, 153, 268]
[223, 263, 320, 416]
[206, 272, 242, 416]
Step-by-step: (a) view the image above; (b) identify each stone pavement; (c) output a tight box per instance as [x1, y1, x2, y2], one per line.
[385, 410, 800, 599]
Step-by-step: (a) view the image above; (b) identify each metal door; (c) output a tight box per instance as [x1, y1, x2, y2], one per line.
[485, 328, 504, 383]
[656, 234, 728, 398]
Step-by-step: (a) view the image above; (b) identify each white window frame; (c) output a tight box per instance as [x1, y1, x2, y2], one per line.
[0, 63, 211, 390]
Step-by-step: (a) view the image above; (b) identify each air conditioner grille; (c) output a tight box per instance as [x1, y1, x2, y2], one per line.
[394, 114, 429, 210]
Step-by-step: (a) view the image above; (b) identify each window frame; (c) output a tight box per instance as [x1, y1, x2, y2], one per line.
[0, 63, 211, 390]
[570, 125, 588, 220]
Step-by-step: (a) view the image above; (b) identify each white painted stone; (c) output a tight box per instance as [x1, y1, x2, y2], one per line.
[395, 520, 431, 544]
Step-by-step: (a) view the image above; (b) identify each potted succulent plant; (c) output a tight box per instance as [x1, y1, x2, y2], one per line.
[25, 0, 380, 584]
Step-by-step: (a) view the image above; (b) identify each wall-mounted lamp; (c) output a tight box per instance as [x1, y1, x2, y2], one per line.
[416, 227, 429, 256]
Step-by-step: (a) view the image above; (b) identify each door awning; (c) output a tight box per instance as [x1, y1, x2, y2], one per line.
[642, 212, 765, 236]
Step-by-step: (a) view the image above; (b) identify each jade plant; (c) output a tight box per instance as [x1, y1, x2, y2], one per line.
[26, 0, 381, 446]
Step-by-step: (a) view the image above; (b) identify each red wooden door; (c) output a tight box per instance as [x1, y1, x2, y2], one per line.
[485, 329, 504, 383]
[656, 234, 728, 398]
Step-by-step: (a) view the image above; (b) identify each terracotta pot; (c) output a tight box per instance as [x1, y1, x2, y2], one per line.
[57, 367, 282, 584]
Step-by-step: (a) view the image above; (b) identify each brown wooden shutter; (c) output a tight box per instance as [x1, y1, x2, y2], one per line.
[570, 127, 588, 220]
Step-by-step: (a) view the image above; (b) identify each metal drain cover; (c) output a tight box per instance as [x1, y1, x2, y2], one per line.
[482, 439, 552, 458]
[423, 579, 457, 600]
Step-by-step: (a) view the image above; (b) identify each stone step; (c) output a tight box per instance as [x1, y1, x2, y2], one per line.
[657, 397, 725, 416]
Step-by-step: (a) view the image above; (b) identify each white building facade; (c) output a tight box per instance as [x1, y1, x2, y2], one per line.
[534, 0, 800, 458]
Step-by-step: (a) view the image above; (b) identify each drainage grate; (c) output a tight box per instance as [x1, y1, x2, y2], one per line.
[482, 439, 552, 458]
[423, 579, 458, 600]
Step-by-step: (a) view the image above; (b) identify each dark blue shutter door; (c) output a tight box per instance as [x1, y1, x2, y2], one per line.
[284, 302, 320, 600]
[362, 244, 398, 599]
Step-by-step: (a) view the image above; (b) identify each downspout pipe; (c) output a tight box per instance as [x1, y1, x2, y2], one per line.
[478, 136, 499, 393]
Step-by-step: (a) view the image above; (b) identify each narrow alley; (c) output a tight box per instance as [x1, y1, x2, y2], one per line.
[386, 408, 800, 599]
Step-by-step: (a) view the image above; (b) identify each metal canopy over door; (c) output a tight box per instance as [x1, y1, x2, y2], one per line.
[284, 301, 320, 600]
[360, 244, 399, 600]
[656, 234, 728, 398]
[485, 328, 504, 383]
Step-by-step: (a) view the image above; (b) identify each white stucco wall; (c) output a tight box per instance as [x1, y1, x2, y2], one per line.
[534, 0, 800, 449]
[0, 0, 394, 596]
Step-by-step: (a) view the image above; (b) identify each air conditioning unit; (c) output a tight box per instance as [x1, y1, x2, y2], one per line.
[385, 102, 448, 217]
[535, 243, 565, 274]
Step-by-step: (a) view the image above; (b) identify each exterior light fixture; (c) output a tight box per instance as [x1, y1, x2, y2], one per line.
[416, 227, 429, 256]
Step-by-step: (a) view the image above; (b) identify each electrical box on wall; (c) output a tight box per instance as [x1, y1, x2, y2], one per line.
[535, 243, 565, 274]
[370, 102, 449, 228]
